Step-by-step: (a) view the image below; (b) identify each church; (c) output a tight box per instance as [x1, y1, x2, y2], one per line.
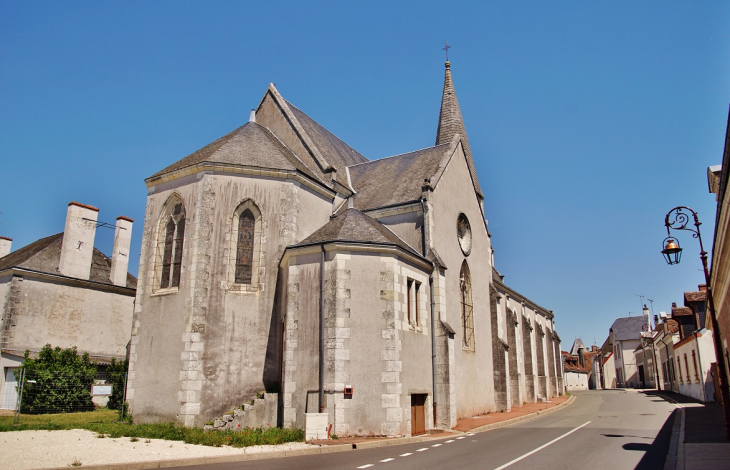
[127, 61, 563, 436]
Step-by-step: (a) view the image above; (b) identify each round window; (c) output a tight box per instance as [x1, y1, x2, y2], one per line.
[457, 213, 472, 256]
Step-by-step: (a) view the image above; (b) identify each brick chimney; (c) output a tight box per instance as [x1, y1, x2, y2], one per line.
[58, 202, 98, 280]
[0, 236, 11, 258]
[109, 216, 133, 286]
[699, 284, 707, 292]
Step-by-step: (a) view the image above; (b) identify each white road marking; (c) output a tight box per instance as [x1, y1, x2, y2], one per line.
[416, 447, 429, 451]
[445, 439, 455, 443]
[467, 433, 474, 436]
[380, 458, 394, 462]
[456, 436, 466, 440]
[357, 465, 374, 469]
[432, 443, 442, 447]
[492, 421, 592, 470]
[400, 453, 413, 457]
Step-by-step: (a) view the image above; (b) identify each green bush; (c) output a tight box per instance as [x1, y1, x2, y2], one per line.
[105, 358, 128, 412]
[16, 345, 97, 414]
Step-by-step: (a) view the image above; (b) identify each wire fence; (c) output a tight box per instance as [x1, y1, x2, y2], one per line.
[5, 369, 128, 424]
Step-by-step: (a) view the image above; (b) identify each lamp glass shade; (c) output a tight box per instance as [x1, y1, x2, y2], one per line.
[662, 239, 682, 265]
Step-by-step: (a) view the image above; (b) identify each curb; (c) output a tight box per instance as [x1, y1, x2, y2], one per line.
[43, 396, 576, 470]
[466, 394, 577, 434]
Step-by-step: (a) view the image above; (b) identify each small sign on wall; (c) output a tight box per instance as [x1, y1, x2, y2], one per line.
[91, 385, 112, 396]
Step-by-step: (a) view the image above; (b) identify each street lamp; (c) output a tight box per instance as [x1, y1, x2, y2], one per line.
[662, 205, 730, 440]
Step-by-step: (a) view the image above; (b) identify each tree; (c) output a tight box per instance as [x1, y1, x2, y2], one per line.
[16, 344, 97, 414]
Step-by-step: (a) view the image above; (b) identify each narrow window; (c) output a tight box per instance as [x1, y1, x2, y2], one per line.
[407, 279, 413, 325]
[677, 358, 683, 384]
[235, 209, 255, 284]
[692, 350, 699, 381]
[157, 200, 185, 290]
[684, 354, 690, 382]
[414, 281, 421, 326]
[460, 261, 474, 350]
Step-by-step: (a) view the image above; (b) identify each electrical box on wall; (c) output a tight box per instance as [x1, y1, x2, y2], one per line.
[344, 385, 353, 398]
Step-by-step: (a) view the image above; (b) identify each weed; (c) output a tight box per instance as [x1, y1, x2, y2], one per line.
[145, 439, 151, 443]
[70, 458, 82, 467]
[130, 437, 139, 442]
[330, 434, 339, 440]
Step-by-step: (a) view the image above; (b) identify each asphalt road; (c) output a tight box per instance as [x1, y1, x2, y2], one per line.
[168, 390, 677, 470]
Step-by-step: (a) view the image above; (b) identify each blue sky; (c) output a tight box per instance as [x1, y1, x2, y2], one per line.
[1, 1, 729, 348]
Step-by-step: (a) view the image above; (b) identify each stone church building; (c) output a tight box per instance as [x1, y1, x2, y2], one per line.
[127, 62, 562, 436]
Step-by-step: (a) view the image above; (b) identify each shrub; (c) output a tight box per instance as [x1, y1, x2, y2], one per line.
[105, 358, 128, 412]
[16, 345, 97, 414]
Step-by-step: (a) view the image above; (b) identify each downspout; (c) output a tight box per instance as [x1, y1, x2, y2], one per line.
[422, 198, 437, 426]
[694, 332, 707, 402]
[319, 244, 325, 413]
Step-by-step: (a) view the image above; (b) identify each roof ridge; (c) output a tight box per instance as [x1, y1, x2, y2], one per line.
[348, 143, 451, 168]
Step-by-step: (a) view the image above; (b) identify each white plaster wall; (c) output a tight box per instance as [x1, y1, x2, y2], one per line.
[428, 143, 494, 418]
[564, 372, 589, 391]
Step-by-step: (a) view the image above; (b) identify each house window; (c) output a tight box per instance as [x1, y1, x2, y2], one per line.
[406, 279, 422, 327]
[228, 200, 262, 289]
[684, 354, 691, 382]
[692, 350, 699, 382]
[460, 261, 474, 350]
[156, 197, 186, 290]
[677, 358, 683, 384]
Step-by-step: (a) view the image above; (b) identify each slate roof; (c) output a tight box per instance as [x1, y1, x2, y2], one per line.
[347, 144, 451, 211]
[0, 233, 137, 289]
[569, 338, 586, 356]
[148, 122, 323, 183]
[436, 62, 483, 200]
[285, 100, 368, 171]
[294, 208, 422, 258]
[609, 316, 646, 341]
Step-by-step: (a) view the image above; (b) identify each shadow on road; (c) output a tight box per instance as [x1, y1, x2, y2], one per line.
[625, 407, 677, 470]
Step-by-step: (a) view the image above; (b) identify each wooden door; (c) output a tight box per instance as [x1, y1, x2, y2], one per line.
[411, 394, 426, 436]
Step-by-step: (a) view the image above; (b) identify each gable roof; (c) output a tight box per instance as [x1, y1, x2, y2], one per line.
[285, 100, 368, 170]
[436, 61, 483, 200]
[294, 208, 423, 258]
[610, 316, 646, 342]
[0, 233, 137, 289]
[570, 338, 586, 356]
[347, 143, 452, 211]
[148, 121, 323, 184]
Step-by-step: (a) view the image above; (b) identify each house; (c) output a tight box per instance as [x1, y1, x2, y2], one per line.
[127, 61, 563, 435]
[708, 107, 730, 393]
[652, 313, 680, 392]
[562, 351, 589, 391]
[0, 202, 136, 409]
[671, 287, 717, 402]
[608, 309, 650, 388]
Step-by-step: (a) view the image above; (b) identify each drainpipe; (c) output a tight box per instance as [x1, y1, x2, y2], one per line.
[421, 198, 437, 426]
[694, 332, 707, 402]
[319, 244, 326, 413]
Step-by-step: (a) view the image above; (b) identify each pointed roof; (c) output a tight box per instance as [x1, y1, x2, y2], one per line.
[294, 208, 422, 257]
[436, 62, 483, 199]
[0, 233, 137, 288]
[148, 122, 323, 183]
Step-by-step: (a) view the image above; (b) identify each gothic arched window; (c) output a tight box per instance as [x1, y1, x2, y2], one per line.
[229, 200, 262, 289]
[235, 209, 255, 283]
[156, 197, 186, 290]
[460, 261, 474, 350]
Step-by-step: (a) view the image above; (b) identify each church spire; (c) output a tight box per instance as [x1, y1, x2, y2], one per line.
[436, 61, 484, 199]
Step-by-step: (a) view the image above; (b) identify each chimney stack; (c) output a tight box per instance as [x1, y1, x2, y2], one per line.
[0, 236, 11, 258]
[59, 202, 99, 280]
[110, 216, 133, 286]
[699, 284, 707, 292]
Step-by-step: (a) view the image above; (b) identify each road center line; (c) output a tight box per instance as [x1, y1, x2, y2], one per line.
[416, 447, 429, 451]
[400, 453, 413, 457]
[357, 465, 373, 469]
[432, 443, 442, 447]
[445, 439, 455, 443]
[493, 421, 591, 470]
[380, 458, 394, 462]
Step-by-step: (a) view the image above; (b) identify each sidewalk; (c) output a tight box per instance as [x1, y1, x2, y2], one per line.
[454, 394, 572, 432]
[649, 391, 730, 470]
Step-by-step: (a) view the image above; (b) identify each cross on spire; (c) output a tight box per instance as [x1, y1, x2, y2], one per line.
[442, 40, 451, 62]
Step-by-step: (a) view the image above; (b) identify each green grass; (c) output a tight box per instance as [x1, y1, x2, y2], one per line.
[0, 409, 304, 448]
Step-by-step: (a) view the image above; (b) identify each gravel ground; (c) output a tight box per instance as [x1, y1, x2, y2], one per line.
[0, 429, 314, 469]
